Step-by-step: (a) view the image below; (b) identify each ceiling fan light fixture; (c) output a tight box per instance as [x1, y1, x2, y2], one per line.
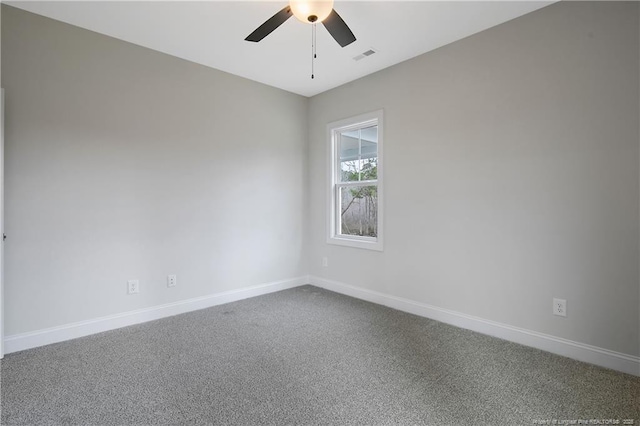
[290, 0, 334, 24]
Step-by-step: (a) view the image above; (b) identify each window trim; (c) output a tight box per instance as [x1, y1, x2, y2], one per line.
[326, 110, 384, 251]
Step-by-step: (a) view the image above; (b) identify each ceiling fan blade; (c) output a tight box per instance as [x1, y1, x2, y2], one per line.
[245, 6, 293, 42]
[322, 9, 356, 47]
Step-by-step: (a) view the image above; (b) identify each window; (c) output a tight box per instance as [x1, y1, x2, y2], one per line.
[327, 110, 383, 251]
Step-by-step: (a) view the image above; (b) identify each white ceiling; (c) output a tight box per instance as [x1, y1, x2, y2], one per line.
[7, 1, 554, 97]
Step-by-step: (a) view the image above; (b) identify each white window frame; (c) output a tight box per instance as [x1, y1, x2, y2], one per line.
[327, 110, 383, 251]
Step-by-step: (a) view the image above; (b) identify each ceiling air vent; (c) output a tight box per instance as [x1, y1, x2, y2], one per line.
[353, 49, 377, 61]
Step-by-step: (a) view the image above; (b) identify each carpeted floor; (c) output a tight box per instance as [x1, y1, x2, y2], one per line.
[1, 285, 638, 425]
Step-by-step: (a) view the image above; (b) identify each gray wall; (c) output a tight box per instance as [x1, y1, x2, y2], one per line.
[1, 4, 4, 355]
[1, 5, 308, 335]
[2, 2, 639, 359]
[308, 1, 639, 356]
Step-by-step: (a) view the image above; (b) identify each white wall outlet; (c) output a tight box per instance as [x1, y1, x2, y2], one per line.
[553, 298, 567, 317]
[322, 257, 328, 267]
[167, 274, 177, 288]
[127, 280, 140, 295]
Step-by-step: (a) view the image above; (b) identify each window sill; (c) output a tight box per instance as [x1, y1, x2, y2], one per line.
[327, 235, 383, 251]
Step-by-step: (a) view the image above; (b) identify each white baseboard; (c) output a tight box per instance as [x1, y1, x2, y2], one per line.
[4, 276, 309, 355]
[7, 275, 638, 377]
[309, 275, 640, 377]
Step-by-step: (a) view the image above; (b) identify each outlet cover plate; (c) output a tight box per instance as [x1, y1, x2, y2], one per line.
[167, 274, 177, 288]
[127, 280, 140, 295]
[553, 298, 567, 317]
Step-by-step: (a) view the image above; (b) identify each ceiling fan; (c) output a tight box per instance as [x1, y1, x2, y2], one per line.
[245, 0, 356, 48]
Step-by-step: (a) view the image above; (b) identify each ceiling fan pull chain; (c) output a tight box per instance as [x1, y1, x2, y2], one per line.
[311, 23, 316, 79]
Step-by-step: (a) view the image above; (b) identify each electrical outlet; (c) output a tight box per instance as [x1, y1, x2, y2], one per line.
[553, 298, 567, 317]
[167, 274, 177, 288]
[127, 280, 140, 295]
[322, 257, 328, 267]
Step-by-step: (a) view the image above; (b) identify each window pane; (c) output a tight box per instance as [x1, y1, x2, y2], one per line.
[339, 185, 378, 237]
[360, 157, 377, 180]
[338, 126, 378, 183]
[339, 132, 360, 182]
[340, 160, 361, 182]
[360, 126, 378, 160]
[339, 132, 359, 161]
